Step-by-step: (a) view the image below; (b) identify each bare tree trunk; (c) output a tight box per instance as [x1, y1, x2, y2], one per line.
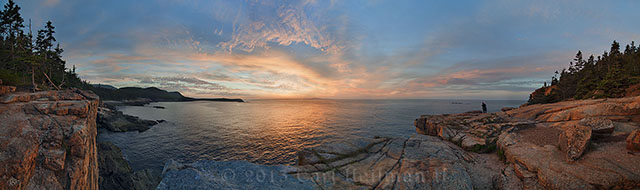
[43, 72, 60, 90]
[31, 66, 38, 92]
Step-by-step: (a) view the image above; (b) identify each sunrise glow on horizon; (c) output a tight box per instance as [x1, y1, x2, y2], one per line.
[16, 0, 640, 99]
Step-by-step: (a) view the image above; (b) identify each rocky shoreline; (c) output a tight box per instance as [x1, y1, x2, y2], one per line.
[0, 88, 164, 190]
[1, 86, 639, 189]
[159, 96, 640, 189]
[98, 142, 160, 190]
[414, 96, 640, 189]
[95, 101, 164, 189]
[97, 106, 160, 133]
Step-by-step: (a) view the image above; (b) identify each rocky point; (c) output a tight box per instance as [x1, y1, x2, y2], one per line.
[416, 95, 640, 189]
[97, 106, 158, 132]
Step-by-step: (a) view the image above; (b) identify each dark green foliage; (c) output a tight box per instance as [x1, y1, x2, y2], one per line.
[529, 40, 640, 104]
[0, 68, 19, 85]
[0, 0, 87, 91]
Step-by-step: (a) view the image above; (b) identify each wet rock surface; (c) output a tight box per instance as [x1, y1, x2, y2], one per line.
[0, 89, 99, 190]
[157, 160, 316, 190]
[98, 142, 160, 190]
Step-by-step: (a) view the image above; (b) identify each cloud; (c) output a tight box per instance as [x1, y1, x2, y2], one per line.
[403, 51, 573, 98]
[136, 76, 239, 96]
[17, 0, 640, 99]
[218, 0, 342, 54]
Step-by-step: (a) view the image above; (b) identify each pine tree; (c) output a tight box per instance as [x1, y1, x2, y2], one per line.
[529, 41, 640, 104]
[0, 0, 84, 89]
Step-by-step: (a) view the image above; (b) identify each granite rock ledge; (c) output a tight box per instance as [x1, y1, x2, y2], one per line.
[415, 96, 640, 189]
[158, 135, 512, 189]
[0, 89, 100, 190]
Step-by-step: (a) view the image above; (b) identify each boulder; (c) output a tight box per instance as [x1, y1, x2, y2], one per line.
[580, 117, 615, 134]
[627, 129, 640, 152]
[558, 124, 591, 162]
[0, 89, 99, 190]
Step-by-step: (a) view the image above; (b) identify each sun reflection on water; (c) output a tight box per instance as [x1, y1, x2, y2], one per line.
[97, 99, 524, 172]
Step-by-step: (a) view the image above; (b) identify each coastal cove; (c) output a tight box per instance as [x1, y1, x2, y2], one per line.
[2, 89, 639, 189]
[2, 0, 640, 189]
[97, 99, 524, 172]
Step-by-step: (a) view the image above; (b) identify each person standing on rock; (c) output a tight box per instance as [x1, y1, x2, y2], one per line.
[482, 102, 487, 113]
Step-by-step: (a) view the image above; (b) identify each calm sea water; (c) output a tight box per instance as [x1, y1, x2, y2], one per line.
[97, 99, 524, 171]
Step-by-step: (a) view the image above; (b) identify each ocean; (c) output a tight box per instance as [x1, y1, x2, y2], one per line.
[97, 99, 524, 172]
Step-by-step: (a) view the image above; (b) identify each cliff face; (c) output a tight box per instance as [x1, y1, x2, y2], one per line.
[0, 89, 100, 190]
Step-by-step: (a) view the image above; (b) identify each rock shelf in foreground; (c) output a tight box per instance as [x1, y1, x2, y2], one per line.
[159, 135, 512, 189]
[416, 95, 640, 189]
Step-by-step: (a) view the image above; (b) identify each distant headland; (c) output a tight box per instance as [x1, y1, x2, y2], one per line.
[88, 84, 244, 104]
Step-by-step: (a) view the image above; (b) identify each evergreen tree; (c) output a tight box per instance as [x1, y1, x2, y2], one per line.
[0, 0, 85, 90]
[529, 40, 640, 104]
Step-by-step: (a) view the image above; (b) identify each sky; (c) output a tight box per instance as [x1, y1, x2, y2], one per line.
[13, 0, 640, 99]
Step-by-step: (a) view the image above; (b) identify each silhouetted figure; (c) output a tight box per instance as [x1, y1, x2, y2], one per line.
[482, 102, 487, 113]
